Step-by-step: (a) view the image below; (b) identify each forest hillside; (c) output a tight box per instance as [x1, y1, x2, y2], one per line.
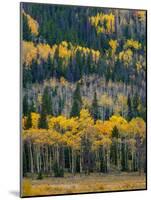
[21, 3, 146, 196]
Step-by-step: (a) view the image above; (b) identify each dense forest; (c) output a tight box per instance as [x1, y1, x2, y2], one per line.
[21, 3, 146, 191]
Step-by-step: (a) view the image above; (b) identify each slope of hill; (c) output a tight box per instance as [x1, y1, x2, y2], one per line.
[21, 3, 147, 197]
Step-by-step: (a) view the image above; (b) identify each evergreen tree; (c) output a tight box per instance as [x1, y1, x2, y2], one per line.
[47, 54, 53, 77]
[90, 91, 99, 121]
[70, 83, 82, 117]
[42, 87, 53, 115]
[23, 67, 32, 88]
[132, 92, 139, 117]
[105, 108, 110, 120]
[112, 126, 119, 138]
[30, 98, 36, 113]
[38, 87, 52, 129]
[25, 113, 32, 129]
[38, 110, 48, 129]
[23, 94, 29, 116]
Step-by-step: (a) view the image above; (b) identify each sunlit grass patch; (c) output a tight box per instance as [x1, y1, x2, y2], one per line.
[22, 173, 146, 197]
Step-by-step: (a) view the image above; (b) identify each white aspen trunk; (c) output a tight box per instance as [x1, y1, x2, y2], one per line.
[124, 139, 127, 170]
[131, 150, 134, 171]
[46, 145, 49, 173]
[107, 148, 110, 172]
[56, 144, 59, 166]
[42, 146, 45, 172]
[36, 145, 40, 173]
[117, 142, 121, 171]
[39, 146, 41, 172]
[71, 148, 74, 174]
[52, 146, 55, 164]
[80, 150, 83, 174]
[69, 147, 72, 172]
[97, 150, 100, 172]
[62, 146, 65, 169]
[49, 146, 52, 173]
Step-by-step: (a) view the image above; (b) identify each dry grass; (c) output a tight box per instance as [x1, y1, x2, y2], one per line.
[21, 172, 146, 197]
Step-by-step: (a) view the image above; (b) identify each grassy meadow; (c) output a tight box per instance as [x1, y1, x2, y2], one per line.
[22, 172, 146, 196]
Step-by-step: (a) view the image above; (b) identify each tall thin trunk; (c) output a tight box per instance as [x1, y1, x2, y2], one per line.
[71, 148, 75, 174]
[36, 145, 40, 173]
[107, 148, 110, 172]
[80, 149, 83, 174]
[46, 145, 49, 173]
[49, 146, 52, 174]
[69, 147, 72, 172]
[56, 144, 59, 166]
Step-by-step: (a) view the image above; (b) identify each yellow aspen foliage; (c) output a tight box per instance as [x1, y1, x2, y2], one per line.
[134, 11, 146, 22]
[82, 97, 91, 109]
[48, 115, 79, 138]
[23, 129, 39, 143]
[76, 46, 101, 62]
[79, 125, 96, 141]
[48, 115, 67, 132]
[91, 49, 101, 62]
[22, 116, 27, 130]
[37, 43, 52, 61]
[31, 112, 40, 129]
[61, 41, 68, 48]
[78, 109, 94, 131]
[119, 49, 133, 66]
[58, 42, 71, 58]
[23, 129, 63, 146]
[109, 115, 127, 125]
[92, 121, 112, 150]
[89, 13, 115, 34]
[117, 94, 127, 106]
[48, 129, 64, 146]
[136, 61, 142, 72]
[128, 138, 136, 151]
[99, 93, 113, 107]
[124, 39, 142, 50]
[64, 133, 81, 150]
[135, 55, 145, 72]
[109, 39, 118, 54]
[100, 136, 112, 148]
[109, 115, 129, 136]
[95, 120, 113, 137]
[37, 94, 42, 105]
[92, 140, 103, 151]
[119, 121, 130, 137]
[23, 11, 39, 36]
[129, 117, 146, 138]
[22, 41, 101, 67]
[94, 50, 101, 62]
[60, 77, 68, 86]
[49, 78, 58, 89]
[65, 117, 79, 134]
[114, 94, 128, 114]
[22, 41, 37, 67]
[22, 113, 146, 157]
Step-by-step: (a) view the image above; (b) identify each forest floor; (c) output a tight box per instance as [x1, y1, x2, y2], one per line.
[22, 172, 146, 196]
